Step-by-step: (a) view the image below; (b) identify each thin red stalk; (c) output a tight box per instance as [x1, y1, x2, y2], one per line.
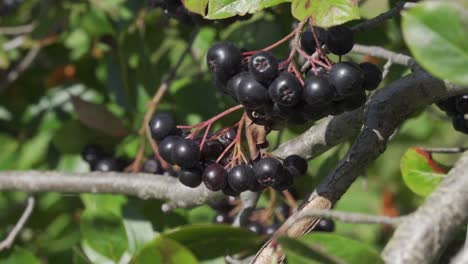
[242, 30, 296, 56]
[199, 123, 212, 151]
[309, 19, 333, 66]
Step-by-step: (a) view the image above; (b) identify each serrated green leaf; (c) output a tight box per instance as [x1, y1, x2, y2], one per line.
[133, 237, 199, 264]
[80, 210, 128, 261]
[400, 147, 446, 197]
[204, 0, 290, 19]
[163, 224, 261, 260]
[402, 2, 468, 85]
[291, 0, 360, 26]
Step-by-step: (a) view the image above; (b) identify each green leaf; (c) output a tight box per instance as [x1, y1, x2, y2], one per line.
[182, 0, 210, 15]
[16, 131, 52, 169]
[203, 0, 290, 20]
[80, 210, 128, 261]
[400, 147, 446, 197]
[291, 0, 360, 26]
[402, 2, 468, 85]
[280, 233, 383, 264]
[133, 237, 198, 264]
[0, 247, 41, 264]
[80, 194, 127, 216]
[122, 202, 156, 254]
[163, 224, 261, 260]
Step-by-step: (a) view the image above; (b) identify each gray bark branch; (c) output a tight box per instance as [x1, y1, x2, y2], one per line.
[0, 195, 35, 251]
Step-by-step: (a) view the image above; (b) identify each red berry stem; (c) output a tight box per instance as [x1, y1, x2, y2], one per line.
[242, 30, 296, 56]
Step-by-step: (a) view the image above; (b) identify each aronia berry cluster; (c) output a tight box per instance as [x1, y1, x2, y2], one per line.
[437, 94, 468, 134]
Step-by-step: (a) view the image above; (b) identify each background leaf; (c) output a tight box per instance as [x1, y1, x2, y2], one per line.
[402, 2, 468, 85]
[291, 0, 360, 26]
[400, 147, 446, 197]
[204, 0, 290, 19]
[133, 237, 198, 264]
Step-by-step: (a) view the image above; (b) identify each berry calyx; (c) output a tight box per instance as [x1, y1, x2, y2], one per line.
[203, 163, 228, 191]
[249, 51, 279, 84]
[269, 72, 302, 107]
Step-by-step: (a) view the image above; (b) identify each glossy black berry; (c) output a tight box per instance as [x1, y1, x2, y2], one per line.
[222, 184, 240, 197]
[249, 51, 278, 84]
[226, 72, 249, 100]
[218, 128, 237, 147]
[265, 224, 278, 236]
[300, 31, 317, 55]
[149, 112, 176, 141]
[178, 167, 203, 187]
[456, 95, 468, 114]
[237, 74, 269, 109]
[314, 219, 335, 232]
[360, 62, 382, 91]
[269, 73, 302, 107]
[329, 62, 364, 96]
[344, 91, 367, 111]
[94, 158, 118, 172]
[273, 170, 293, 191]
[452, 114, 468, 134]
[227, 165, 256, 193]
[201, 140, 224, 161]
[246, 221, 263, 235]
[303, 76, 335, 106]
[142, 156, 163, 174]
[208, 198, 234, 212]
[158, 136, 181, 164]
[326, 25, 354, 55]
[253, 157, 286, 186]
[283, 155, 308, 177]
[207, 42, 242, 83]
[213, 212, 232, 224]
[82, 144, 103, 166]
[436, 97, 457, 116]
[172, 138, 201, 169]
[203, 163, 228, 191]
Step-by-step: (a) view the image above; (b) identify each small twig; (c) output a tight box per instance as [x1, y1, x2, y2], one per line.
[0, 23, 36, 35]
[382, 59, 392, 79]
[352, 1, 406, 32]
[0, 44, 41, 92]
[352, 44, 415, 68]
[0, 195, 35, 251]
[285, 209, 404, 228]
[422, 147, 468, 154]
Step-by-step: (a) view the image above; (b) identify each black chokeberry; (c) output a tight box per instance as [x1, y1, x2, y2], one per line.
[218, 128, 237, 147]
[344, 91, 367, 111]
[201, 140, 224, 161]
[283, 155, 308, 177]
[249, 51, 278, 84]
[227, 165, 256, 193]
[329, 62, 364, 96]
[207, 42, 242, 83]
[208, 198, 234, 212]
[222, 184, 240, 197]
[82, 144, 103, 166]
[142, 156, 163, 174]
[452, 114, 468, 134]
[246, 221, 263, 235]
[300, 31, 317, 55]
[149, 112, 176, 141]
[360, 62, 382, 91]
[172, 138, 201, 169]
[273, 170, 293, 191]
[203, 163, 228, 191]
[307, 65, 328, 78]
[178, 167, 203, 187]
[237, 74, 269, 109]
[314, 219, 335, 232]
[94, 158, 118, 172]
[303, 76, 335, 106]
[253, 157, 286, 186]
[326, 25, 354, 55]
[158, 135, 181, 164]
[269, 73, 302, 107]
[456, 95, 468, 114]
[226, 72, 249, 100]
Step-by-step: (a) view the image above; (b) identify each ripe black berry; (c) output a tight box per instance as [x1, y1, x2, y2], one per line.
[203, 163, 228, 191]
[314, 219, 335, 232]
[456, 95, 468, 114]
[82, 144, 103, 166]
[158, 136, 181, 164]
[178, 167, 203, 187]
[222, 184, 240, 197]
[360, 62, 382, 91]
[94, 158, 118, 172]
[329, 62, 364, 96]
[300, 31, 317, 55]
[207, 42, 242, 83]
[269, 73, 302, 107]
[237, 74, 269, 109]
[303, 76, 335, 105]
[344, 91, 367, 111]
[273, 170, 293, 191]
[249, 51, 278, 84]
[227, 165, 256, 193]
[246, 221, 263, 235]
[226, 72, 249, 100]
[452, 114, 468, 134]
[253, 157, 286, 186]
[283, 155, 308, 177]
[326, 25, 354, 55]
[142, 156, 163, 174]
[218, 128, 237, 147]
[149, 112, 176, 141]
[208, 198, 234, 212]
[201, 140, 224, 161]
[172, 138, 201, 169]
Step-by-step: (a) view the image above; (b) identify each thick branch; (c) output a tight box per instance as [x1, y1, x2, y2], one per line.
[382, 151, 468, 264]
[451, 246, 468, 264]
[0, 171, 223, 208]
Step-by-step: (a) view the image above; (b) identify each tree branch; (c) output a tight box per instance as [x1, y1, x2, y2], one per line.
[0, 44, 41, 92]
[351, 1, 407, 32]
[451, 245, 468, 264]
[252, 69, 467, 263]
[0, 195, 35, 251]
[0, 171, 223, 208]
[351, 44, 415, 68]
[0, 23, 35, 35]
[233, 191, 260, 227]
[382, 151, 468, 264]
